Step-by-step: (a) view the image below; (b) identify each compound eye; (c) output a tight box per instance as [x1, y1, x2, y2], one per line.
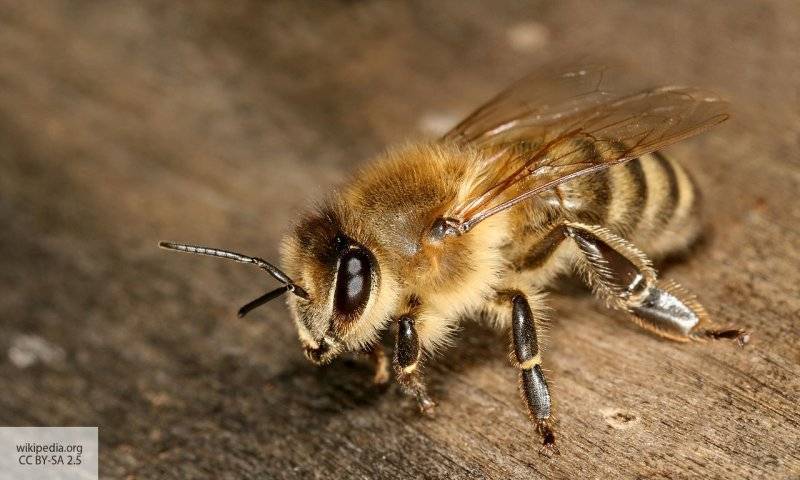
[334, 248, 372, 316]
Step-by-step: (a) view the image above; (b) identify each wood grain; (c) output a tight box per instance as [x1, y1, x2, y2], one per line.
[0, 1, 798, 478]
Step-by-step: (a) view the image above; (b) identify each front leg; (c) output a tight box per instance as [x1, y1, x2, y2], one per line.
[394, 315, 436, 414]
[508, 291, 558, 455]
[362, 343, 390, 385]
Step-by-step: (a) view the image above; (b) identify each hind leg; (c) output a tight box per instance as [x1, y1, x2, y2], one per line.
[563, 221, 749, 344]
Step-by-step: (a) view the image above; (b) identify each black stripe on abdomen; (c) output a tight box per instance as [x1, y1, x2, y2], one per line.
[574, 169, 611, 225]
[653, 151, 679, 225]
[624, 159, 648, 230]
[564, 138, 612, 225]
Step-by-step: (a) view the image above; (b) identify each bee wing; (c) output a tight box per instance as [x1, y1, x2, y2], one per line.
[444, 62, 633, 146]
[445, 84, 729, 232]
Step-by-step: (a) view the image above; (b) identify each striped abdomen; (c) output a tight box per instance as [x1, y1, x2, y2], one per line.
[553, 151, 702, 258]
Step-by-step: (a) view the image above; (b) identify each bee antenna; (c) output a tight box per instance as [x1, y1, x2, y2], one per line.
[237, 285, 290, 318]
[158, 241, 309, 301]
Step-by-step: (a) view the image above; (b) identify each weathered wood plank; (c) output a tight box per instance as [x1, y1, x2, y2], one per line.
[0, 1, 798, 478]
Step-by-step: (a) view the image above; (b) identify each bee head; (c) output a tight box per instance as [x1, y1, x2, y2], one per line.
[159, 205, 398, 366]
[281, 208, 398, 365]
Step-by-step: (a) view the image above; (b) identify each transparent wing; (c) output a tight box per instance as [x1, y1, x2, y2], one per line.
[445, 85, 729, 233]
[444, 62, 640, 146]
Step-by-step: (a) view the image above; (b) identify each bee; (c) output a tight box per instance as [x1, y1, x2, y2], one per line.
[160, 63, 749, 454]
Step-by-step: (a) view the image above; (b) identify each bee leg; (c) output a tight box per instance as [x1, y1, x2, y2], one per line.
[564, 222, 749, 344]
[394, 314, 435, 415]
[362, 343, 390, 385]
[509, 292, 558, 455]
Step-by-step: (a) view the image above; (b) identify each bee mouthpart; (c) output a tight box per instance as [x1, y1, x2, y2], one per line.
[303, 337, 339, 365]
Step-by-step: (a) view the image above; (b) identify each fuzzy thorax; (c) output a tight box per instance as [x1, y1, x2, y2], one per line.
[280, 142, 513, 359]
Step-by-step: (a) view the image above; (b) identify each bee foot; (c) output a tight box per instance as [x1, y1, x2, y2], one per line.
[537, 421, 559, 456]
[703, 328, 751, 347]
[417, 395, 437, 416]
[538, 441, 560, 457]
[372, 366, 391, 385]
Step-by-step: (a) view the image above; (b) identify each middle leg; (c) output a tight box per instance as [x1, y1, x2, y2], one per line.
[499, 289, 558, 455]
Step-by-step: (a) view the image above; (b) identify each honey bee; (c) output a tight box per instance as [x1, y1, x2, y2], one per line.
[160, 63, 749, 454]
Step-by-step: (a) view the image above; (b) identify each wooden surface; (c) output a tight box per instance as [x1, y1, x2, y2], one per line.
[1, 1, 799, 478]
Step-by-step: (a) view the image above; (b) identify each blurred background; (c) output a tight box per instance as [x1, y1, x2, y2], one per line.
[1, 1, 798, 478]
